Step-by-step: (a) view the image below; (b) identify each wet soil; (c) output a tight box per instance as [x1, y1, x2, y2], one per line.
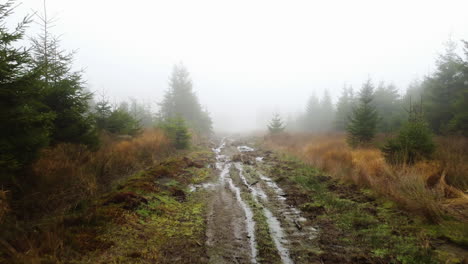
[194, 138, 320, 264]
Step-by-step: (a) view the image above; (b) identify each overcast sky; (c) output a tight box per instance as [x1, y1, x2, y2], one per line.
[13, 0, 468, 132]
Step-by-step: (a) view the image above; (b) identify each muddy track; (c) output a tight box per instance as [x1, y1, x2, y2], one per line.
[191, 138, 318, 264]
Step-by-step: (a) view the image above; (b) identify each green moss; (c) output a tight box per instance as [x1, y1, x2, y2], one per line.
[263, 152, 439, 264]
[61, 150, 212, 263]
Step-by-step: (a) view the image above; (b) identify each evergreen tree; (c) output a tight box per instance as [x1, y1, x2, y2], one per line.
[30, 3, 97, 146]
[128, 98, 154, 128]
[382, 103, 435, 165]
[0, 1, 54, 175]
[422, 39, 464, 134]
[94, 97, 141, 136]
[335, 85, 354, 131]
[374, 82, 402, 132]
[447, 40, 468, 136]
[159, 63, 212, 134]
[347, 79, 379, 147]
[318, 89, 334, 131]
[159, 116, 191, 149]
[94, 95, 112, 131]
[303, 94, 320, 131]
[268, 113, 286, 134]
[106, 104, 141, 136]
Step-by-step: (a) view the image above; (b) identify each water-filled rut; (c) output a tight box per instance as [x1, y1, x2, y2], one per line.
[196, 138, 317, 264]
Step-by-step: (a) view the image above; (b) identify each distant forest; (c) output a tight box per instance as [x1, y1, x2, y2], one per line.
[289, 40, 468, 137]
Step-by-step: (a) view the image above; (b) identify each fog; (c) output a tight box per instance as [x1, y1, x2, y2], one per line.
[14, 0, 468, 132]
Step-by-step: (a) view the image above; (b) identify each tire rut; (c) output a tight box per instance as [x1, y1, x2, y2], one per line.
[197, 138, 318, 264]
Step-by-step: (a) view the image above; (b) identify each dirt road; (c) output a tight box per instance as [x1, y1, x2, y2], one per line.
[191, 138, 318, 264]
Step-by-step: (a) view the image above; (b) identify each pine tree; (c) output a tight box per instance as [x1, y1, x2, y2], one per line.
[268, 113, 286, 134]
[347, 79, 379, 147]
[30, 3, 97, 146]
[0, 1, 54, 175]
[159, 63, 212, 134]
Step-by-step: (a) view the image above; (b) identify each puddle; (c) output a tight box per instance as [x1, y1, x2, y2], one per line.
[188, 183, 217, 192]
[236, 163, 293, 264]
[263, 208, 293, 264]
[226, 175, 257, 263]
[213, 138, 226, 154]
[260, 175, 286, 196]
[260, 173, 318, 238]
[238, 145, 255, 152]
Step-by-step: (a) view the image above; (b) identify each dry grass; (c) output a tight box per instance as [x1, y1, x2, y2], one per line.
[0, 189, 8, 223]
[434, 136, 468, 190]
[28, 129, 171, 215]
[265, 133, 468, 222]
[0, 129, 172, 263]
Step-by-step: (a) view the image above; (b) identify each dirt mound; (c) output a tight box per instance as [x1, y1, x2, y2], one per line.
[104, 192, 148, 210]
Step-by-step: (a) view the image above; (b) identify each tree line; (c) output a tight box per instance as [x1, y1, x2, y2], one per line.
[283, 39, 468, 139]
[0, 1, 212, 186]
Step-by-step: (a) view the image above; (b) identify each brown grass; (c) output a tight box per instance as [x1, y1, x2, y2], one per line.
[0, 189, 8, 223]
[28, 129, 171, 215]
[434, 136, 468, 190]
[265, 133, 468, 222]
[0, 129, 172, 263]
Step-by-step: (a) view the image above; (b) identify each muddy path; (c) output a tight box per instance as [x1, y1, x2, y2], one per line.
[191, 138, 318, 264]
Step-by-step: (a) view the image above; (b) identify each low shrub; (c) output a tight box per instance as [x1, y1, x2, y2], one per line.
[382, 121, 435, 165]
[158, 117, 191, 149]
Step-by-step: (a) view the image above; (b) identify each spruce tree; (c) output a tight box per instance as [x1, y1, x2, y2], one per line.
[374, 82, 402, 132]
[159, 63, 212, 134]
[268, 113, 286, 134]
[30, 3, 97, 146]
[318, 89, 334, 131]
[159, 116, 191, 149]
[0, 1, 54, 175]
[303, 94, 320, 131]
[335, 85, 354, 131]
[422, 39, 464, 134]
[447, 40, 468, 136]
[347, 79, 379, 147]
[382, 101, 435, 165]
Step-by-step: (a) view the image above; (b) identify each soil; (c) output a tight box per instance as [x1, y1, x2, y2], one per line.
[199, 138, 320, 264]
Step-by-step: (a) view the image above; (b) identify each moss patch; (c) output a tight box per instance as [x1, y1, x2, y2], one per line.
[260, 153, 441, 264]
[60, 150, 214, 264]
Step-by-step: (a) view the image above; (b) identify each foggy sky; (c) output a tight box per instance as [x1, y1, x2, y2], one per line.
[13, 0, 468, 132]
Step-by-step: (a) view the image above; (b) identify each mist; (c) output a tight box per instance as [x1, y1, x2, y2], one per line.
[4, 1, 468, 262]
[12, 0, 468, 132]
